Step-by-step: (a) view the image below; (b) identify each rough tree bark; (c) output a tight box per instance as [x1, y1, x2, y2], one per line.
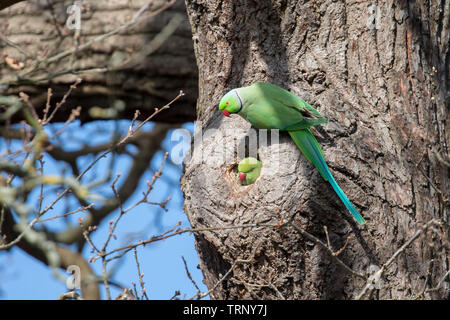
[181, 0, 449, 299]
[0, 0, 197, 123]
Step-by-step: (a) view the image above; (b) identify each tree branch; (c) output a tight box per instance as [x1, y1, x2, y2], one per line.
[355, 219, 441, 300]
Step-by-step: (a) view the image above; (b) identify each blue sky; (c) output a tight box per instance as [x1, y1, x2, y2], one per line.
[0, 120, 208, 300]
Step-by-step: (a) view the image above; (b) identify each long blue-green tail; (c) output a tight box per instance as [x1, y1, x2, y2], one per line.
[288, 129, 366, 225]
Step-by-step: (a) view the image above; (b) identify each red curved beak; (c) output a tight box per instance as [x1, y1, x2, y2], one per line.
[222, 109, 230, 117]
[239, 172, 246, 181]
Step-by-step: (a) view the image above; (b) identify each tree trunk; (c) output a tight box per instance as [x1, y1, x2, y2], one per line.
[0, 0, 197, 123]
[181, 0, 449, 299]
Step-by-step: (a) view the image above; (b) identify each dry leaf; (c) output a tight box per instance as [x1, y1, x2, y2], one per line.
[5, 56, 24, 70]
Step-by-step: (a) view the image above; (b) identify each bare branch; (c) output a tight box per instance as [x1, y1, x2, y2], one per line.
[355, 219, 441, 300]
[289, 221, 366, 280]
[133, 247, 149, 300]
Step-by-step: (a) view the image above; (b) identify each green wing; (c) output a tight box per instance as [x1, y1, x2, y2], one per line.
[250, 82, 327, 130]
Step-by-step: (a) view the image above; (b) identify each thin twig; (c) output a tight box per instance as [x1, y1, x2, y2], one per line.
[432, 147, 450, 168]
[82, 226, 100, 254]
[38, 0, 175, 67]
[101, 174, 123, 252]
[118, 90, 185, 146]
[182, 255, 201, 296]
[426, 270, 450, 293]
[42, 88, 53, 123]
[48, 106, 82, 140]
[355, 219, 440, 300]
[37, 203, 93, 223]
[289, 221, 366, 279]
[0, 32, 35, 59]
[190, 259, 251, 300]
[133, 247, 149, 300]
[323, 226, 351, 257]
[19, 92, 39, 121]
[42, 78, 82, 125]
[37, 91, 182, 219]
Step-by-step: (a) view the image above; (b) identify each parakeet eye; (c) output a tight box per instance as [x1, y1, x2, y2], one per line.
[226, 102, 230, 106]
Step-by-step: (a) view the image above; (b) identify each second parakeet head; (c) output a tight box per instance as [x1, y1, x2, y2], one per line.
[218, 89, 243, 117]
[238, 157, 262, 185]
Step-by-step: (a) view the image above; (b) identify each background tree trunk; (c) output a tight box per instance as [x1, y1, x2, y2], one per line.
[0, 0, 197, 123]
[181, 0, 449, 299]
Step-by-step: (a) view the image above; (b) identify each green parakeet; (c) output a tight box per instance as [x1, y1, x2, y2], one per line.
[238, 157, 262, 185]
[219, 82, 366, 225]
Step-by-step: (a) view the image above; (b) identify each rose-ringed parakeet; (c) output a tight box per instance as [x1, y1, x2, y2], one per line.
[238, 157, 262, 185]
[219, 82, 366, 225]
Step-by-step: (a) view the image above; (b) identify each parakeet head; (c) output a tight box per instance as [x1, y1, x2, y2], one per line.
[218, 89, 243, 117]
[237, 157, 262, 185]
